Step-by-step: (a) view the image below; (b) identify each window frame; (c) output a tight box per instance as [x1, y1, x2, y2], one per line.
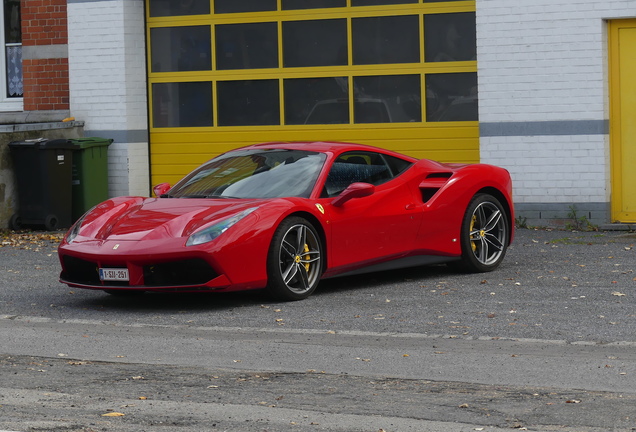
[0, 0, 23, 112]
[146, 1, 477, 129]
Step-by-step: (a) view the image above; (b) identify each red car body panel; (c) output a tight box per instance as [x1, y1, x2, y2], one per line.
[58, 142, 514, 293]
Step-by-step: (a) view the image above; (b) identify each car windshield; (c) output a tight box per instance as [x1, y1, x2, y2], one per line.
[168, 149, 327, 199]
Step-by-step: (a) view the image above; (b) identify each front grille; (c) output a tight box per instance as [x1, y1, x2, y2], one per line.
[61, 255, 101, 285]
[143, 259, 217, 287]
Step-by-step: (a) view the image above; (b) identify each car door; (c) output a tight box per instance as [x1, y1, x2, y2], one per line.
[320, 151, 422, 273]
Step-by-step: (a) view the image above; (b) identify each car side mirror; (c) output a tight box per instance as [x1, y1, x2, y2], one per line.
[153, 183, 171, 197]
[331, 182, 375, 207]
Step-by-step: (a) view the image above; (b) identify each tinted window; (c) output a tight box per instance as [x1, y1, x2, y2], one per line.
[384, 154, 413, 176]
[352, 16, 419, 65]
[149, 0, 210, 17]
[282, 0, 346, 9]
[150, 26, 211, 72]
[152, 82, 213, 128]
[284, 77, 349, 125]
[216, 22, 278, 70]
[324, 151, 395, 196]
[353, 75, 421, 123]
[425, 13, 476, 62]
[426, 72, 478, 122]
[352, 0, 417, 5]
[283, 19, 347, 67]
[214, 0, 277, 13]
[217, 80, 280, 126]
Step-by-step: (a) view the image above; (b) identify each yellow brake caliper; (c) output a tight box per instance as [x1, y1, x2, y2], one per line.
[303, 244, 311, 272]
[470, 215, 477, 252]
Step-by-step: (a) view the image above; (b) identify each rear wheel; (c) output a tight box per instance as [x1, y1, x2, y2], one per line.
[266, 217, 323, 301]
[454, 193, 509, 272]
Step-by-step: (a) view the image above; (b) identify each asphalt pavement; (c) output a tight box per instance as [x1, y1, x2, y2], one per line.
[1, 227, 635, 432]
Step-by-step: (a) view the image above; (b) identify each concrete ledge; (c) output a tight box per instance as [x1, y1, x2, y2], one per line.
[598, 223, 636, 231]
[0, 110, 73, 126]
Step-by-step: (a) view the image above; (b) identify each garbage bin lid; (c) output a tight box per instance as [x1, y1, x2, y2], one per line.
[8, 138, 75, 150]
[70, 137, 114, 149]
[43, 139, 77, 149]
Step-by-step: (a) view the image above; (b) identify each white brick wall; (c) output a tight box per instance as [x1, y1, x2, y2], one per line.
[477, 0, 635, 216]
[482, 135, 609, 203]
[67, 0, 148, 198]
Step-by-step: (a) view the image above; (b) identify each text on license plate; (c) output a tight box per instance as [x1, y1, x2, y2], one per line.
[99, 268, 129, 282]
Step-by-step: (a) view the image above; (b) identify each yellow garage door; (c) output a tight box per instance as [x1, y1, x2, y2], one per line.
[146, 0, 479, 187]
[610, 19, 636, 223]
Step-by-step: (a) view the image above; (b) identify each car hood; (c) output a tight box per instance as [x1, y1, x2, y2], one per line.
[78, 197, 265, 242]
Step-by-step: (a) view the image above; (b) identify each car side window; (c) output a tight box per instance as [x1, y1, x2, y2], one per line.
[324, 151, 394, 197]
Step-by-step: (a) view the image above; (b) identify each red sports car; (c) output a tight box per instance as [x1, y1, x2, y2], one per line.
[58, 142, 514, 301]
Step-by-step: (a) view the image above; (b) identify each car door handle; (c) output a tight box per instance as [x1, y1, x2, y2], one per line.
[405, 203, 417, 210]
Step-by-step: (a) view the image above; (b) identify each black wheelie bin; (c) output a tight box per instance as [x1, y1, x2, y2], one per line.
[9, 138, 75, 230]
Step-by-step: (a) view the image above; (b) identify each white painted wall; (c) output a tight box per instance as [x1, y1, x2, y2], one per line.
[67, 0, 149, 198]
[477, 0, 635, 223]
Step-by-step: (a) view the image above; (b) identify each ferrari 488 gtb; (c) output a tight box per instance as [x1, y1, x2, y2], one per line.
[58, 142, 514, 301]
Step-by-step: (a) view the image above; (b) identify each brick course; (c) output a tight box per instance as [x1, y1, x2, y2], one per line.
[21, 0, 69, 111]
[22, 58, 69, 111]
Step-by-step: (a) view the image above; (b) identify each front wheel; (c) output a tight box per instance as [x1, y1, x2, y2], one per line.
[454, 193, 509, 272]
[266, 217, 323, 301]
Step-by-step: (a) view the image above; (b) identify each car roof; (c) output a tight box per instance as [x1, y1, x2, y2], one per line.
[241, 141, 418, 161]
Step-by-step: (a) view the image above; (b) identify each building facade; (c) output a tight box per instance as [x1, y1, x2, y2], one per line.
[1, 0, 635, 229]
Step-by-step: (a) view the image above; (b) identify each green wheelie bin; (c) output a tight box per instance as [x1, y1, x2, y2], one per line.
[70, 137, 113, 221]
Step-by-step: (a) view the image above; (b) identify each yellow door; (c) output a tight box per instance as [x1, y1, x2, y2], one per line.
[610, 20, 636, 222]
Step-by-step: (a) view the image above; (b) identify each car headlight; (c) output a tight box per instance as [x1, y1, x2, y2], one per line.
[186, 207, 258, 246]
[65, 209, 93, 244]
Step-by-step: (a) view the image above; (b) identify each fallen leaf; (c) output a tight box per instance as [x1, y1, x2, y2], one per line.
[612, 292, 626, 297]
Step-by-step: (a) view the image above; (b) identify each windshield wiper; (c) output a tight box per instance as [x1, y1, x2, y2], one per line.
[208, 194, 242, 199]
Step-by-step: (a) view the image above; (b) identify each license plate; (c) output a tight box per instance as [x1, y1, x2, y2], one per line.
[99, 268, 129, 282]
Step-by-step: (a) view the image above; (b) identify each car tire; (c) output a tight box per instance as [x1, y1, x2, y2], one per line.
[266, 217, 323, 301]
[453, 193, 509, 273]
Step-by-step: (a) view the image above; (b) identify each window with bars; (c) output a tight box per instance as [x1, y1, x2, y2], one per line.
[147, 0, 477, 128]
